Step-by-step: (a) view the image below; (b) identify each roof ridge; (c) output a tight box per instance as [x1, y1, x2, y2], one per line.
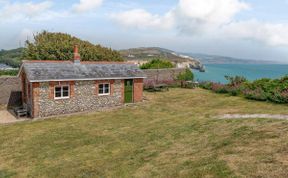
[23, 60, 134, 65]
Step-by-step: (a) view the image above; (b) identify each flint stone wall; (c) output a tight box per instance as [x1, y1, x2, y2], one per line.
[142, 68, 186, 87]
[38, 80, 122, 117]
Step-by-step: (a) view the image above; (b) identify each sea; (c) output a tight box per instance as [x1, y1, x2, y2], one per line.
[194, 64, 288, 84]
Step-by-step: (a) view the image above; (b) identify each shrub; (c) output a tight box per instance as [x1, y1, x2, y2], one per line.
[269, 89, 288, 103]
[211, 83, 228, 94]
[199, 81, 213, 90]
[200, 75, 288, 104]
[225, 75, 247, 86]
[243, 88, 268, 101]
[140, 58, 174, 69]
[226, 84, 242, 96]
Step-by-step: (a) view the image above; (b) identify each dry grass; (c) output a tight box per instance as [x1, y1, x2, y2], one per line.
[1, 88, 288, 177]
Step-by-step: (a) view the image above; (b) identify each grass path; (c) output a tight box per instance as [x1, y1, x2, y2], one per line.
[1, 88, 288, 177]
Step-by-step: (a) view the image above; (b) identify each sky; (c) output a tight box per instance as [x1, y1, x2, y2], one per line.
[0, 0, 288, 62]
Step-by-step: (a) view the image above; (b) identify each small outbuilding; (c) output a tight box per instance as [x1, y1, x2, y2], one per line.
[18, 46, 145, 118]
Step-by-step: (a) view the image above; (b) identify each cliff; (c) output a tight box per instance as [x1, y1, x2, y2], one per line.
[119, 47, 205, 72]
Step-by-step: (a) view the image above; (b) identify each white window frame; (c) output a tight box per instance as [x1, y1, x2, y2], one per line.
[98, 83, 110, 96]
[54, 85, 70, 99]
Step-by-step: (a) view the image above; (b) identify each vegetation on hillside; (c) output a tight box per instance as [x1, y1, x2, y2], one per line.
[1, 89, 288, 177]
[0, 70, 18, 76]
[0, 48, 23, 68]
[200, 75, 288, 103]
[140, 58, 174, 69]
[23, 31, 123, 61]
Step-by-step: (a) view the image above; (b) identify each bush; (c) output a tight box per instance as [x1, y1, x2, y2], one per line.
[225, 75, 247, 86]
[0, 70, 18, 76]
[226, 84, 242, 96]
[140, 58, 174, 69]
[242, 88, 268, 101]
[198, 75, 288, 104]
[211, 83, 228, 94]
[269, 89, 288, 103]
[199, 81, 212, 90]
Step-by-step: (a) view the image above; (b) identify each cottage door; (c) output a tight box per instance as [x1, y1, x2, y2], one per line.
[124, 79, 133, 103]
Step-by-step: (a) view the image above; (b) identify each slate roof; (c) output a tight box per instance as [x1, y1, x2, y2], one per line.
[21, 61, 146, 82]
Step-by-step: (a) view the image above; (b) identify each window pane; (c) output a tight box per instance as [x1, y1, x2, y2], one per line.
[55, 92, 61, 97]
[105, 88, 109, 94]
[55, 87, 61, 98]
[99, 84, 104, 94]
[62, 86, 69, 92]
[99, 88, 104, 94]
[63, 91, 69, 97]
[55, 87, 61, 92]
[105, 84, 109, 88]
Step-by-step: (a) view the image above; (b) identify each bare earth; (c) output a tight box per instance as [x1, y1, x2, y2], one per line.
[0, 110, 28, 124]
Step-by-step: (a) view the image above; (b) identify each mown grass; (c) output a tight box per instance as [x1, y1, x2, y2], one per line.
[1, 88, 288, 177]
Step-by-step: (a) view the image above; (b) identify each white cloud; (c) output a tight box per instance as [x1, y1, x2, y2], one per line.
[110, 9, 174, 30]
[0, 1, 54, 22]
[110, 0, 288, 47]
[223, 20, 288, 46]
[72, 0, 103, 13]
[173, 0, 249, 33]
[110, 0, 249, 31]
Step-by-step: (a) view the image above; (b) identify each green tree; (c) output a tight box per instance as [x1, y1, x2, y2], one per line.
[177, 68, 194, 81]
[140, 58, 174, 69]
[23, 31, 123, 61]
[177, 68, 194, 87]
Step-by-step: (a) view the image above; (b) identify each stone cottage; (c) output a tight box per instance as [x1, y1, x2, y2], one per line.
[18, 46, 145, 118]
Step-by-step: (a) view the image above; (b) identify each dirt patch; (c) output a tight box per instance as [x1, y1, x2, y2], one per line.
[0, 110, 28, 124]
[218, 114, 288, 120]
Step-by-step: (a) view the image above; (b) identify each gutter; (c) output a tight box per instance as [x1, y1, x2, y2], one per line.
[28, 76, 147, 83]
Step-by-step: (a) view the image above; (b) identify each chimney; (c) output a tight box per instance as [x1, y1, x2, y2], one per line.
[73, 45, 81, 64]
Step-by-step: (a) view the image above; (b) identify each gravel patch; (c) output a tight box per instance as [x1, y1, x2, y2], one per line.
[219, 114, 288, 120]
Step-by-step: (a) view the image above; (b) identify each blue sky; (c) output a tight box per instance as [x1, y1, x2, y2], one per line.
[0, 0, 288, 62]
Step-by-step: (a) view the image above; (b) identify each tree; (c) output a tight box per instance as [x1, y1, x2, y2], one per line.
[140, 58, 174, 69]
[177, 68, 194, 87]
[23, 31, 123, 61]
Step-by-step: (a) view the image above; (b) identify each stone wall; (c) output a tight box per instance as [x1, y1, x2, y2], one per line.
[0, 77, 21, 107]
[36, 80, 123, 118]
[142, 68, 185, 87]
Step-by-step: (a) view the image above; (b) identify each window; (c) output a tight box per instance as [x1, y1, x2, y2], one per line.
[54, 85, 70, 99]
[98, 83, 110, 95]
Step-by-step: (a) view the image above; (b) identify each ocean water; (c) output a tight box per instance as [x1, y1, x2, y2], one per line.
[194, 64, 288, 83]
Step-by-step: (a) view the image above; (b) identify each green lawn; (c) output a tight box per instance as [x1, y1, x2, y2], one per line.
[1, 88, 288, 178]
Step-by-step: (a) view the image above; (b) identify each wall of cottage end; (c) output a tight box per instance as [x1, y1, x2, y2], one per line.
[37, 80, 123, 118]
[133, 78, 143, 102]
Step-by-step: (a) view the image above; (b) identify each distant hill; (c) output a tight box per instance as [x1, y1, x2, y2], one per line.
[186, 53, 281, 64]
[119, 47, 204, 71]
